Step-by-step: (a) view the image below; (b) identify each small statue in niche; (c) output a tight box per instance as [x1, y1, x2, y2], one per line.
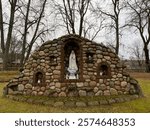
[86, 52, 94, 63]
[67, 50, 78, 79]
[36, 72, 43, 84]
[99, 65, 108, 76]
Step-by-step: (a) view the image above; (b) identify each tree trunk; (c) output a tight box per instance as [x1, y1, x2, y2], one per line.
[79, 16, 83, 36]
[144, 44, 150, 72]
[115, 18, 119, 55]
[20, 0, 31, 68]
[0, 0, 5, 54]
[2, 0, 17, 70]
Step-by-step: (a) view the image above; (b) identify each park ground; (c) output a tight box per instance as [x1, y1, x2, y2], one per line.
[0, 71, 150, 113]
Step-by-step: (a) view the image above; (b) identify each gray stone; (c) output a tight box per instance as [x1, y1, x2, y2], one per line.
[99, 100, 108, 105]
[100, 84, 107, 90]
[8, 88, 14, 94]
[130, 79, 138, 85]
[41, 87, 46, 91]
[55, 83, 61, 88]
[110, 88, 118, 95]
[32, 91, 37, 96]
[27, 98, 35, 103]
[77, 83, 84, 87]
[25, 84, 32, 89]
[117, 74, 122, 78]
[95, 90, 103, 96]
[39, 51, 45, 56]
[38, 91, 43, 95]
[58, 92, 66, 97]
[87, 92, 94, 96]
[114, 98, 125, 103]
[104, 90, 110, 96]
[121, 81, 127, 87]
[84, 82, 89, 87]
[104, 56, 110, 60]
[53, 70, 60, 75]
[94, 87, 99, 93]
[18, 84, 24, 91]
[109, 81, 115, 87]
[108, 99, 116, 104]
[65, 101, 76, 107]
[76, 102, 87, 107]
[43, 101, 54, 106]
[90, 81, 97, 87]
[115, 86, 121, 90]
[79, 90, 86, 96]
[54, 102, 64, 107]
[99, 79, 103, 84]
[88, 101, 99, 106]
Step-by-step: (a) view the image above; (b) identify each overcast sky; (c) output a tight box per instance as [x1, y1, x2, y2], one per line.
[1, 0, 148, 60]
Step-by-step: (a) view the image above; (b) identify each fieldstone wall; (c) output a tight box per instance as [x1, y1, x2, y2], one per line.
[4, 34, 143, 98]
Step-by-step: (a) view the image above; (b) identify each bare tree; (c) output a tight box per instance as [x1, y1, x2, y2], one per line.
[17, 0, 49, 67]
[126, 0, 150, 72]
[95, 0, 124, 55]
[78, 0, 90, 36]
[129, 40, 145, 69]
[51, 0, 103, 39]
[0, 0, 18, 70]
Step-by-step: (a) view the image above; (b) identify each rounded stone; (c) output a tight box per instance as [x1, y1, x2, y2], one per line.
[38, 91, 43, 95]
[90, 81, 97, 87]
[55, 83, 61, 88]
[100, 84, 107, 90]
[95, 90, 103, 96]
[77, 83, 84, 87]
[58, 92, 66, 97]
[76, 102, 87, 107]
[94, 87, 99, 93]
[110, 88, 118, 95]
[41, 87, 46, 91]
[88, 101, 99, 106]
[32, 91, 37, 96]
[121, 81, 127, 87]
[25, 84, 32, 89]
[104, 90, 110, 96]
[39, 51, 45, 56]
[99, 79, 103, 84]
[117, 74, 122, 78]
[84, 82, 89, 87]
[18, 84, 24, 91]
[115, 81, 120, 85]
[79, 90, 86, 96]
[54, 102, 64, 107]
[53, 70, 60, 75]
[115, 86, 121, 90]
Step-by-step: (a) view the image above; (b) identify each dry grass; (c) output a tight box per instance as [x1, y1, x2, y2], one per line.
[129, 72, 150, 80]
[0, 71, 19, 82]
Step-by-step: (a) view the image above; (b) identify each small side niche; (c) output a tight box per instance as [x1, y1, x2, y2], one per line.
[97, 62, 111, 78]
[33, 70, 45, 86]
[86, 51, 94, 63]
[49, 55, 57, 65]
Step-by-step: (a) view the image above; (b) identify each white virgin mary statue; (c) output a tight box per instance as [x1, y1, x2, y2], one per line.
[67, 50, 78, 79]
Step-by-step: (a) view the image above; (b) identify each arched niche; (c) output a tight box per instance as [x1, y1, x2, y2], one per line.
[61, 39, 83, 82]
[97, 62, 111, 79]
[33, 70, 45, 86]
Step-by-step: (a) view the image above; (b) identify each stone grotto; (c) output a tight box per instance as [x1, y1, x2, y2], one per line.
[4, 34, 143, 99]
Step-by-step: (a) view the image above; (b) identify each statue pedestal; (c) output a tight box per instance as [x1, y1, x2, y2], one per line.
[68, 68, 78, 79]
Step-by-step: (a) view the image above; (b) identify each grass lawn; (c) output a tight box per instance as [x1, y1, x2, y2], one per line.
[0, 71, 150, 113]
